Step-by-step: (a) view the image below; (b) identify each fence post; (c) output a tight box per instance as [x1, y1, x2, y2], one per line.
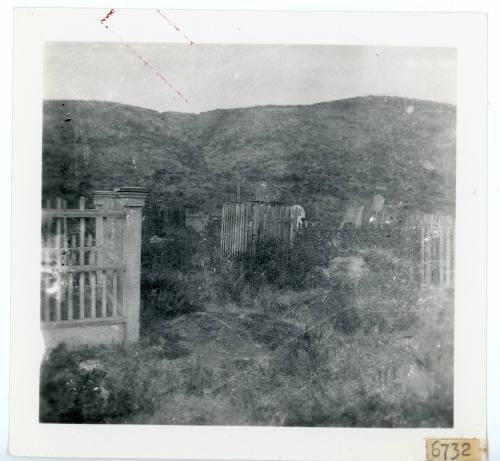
[115, 187, 148, 343]
[92, 190, 118, 210]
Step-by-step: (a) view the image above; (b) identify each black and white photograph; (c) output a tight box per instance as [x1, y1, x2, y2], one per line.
[8, 8, 489, 461]
[39, 38, 456, 427]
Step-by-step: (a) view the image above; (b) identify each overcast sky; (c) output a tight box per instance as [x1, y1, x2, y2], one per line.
[44, 42, 456, 113]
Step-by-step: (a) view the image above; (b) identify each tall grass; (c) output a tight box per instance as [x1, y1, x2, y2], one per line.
[41, 216, 453, 427]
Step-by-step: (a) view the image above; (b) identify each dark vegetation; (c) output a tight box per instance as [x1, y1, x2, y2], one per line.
[40, 343, 155, 423]
[42, 96, 455, 223]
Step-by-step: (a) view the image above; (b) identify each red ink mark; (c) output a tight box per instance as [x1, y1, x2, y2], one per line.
[99, 20, 189, 103]
[100, 8, 115, 24]
[155, 9, 194, 45]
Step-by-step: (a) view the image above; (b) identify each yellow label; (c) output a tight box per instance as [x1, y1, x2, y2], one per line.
[426, 439, 484, 461]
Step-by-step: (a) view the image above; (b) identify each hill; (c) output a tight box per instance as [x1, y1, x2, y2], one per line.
[42, 96, 456, 224]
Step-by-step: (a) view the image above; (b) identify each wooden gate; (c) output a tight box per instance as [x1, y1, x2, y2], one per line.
[41, 187, 147, 348]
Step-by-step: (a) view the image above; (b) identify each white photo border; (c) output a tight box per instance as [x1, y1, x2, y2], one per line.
[9, 8, 487, 461]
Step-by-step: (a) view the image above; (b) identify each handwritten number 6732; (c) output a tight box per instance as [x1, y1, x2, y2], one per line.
[431, 441, 473, 460]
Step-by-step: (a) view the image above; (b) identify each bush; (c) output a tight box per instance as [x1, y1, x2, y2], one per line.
[142, 269, 202, 320]
[40, 345, 155, 423]
[142, 227, 198, 272]
[216, 226, 332, 299]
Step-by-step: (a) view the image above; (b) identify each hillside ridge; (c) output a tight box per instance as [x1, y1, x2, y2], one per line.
[42, 96, 456, 223]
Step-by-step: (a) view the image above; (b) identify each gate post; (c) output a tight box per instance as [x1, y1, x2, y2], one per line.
[92, 190, 118, 210]
[115, 187, 148, 343]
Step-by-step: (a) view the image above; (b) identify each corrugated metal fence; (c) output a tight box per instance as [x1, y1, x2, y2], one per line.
[221, 201, 305, 257]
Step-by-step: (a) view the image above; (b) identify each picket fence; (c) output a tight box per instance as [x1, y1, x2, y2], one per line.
[412, 213, 455, 288]
[339, 207, 455, 289]
[41, 187, 148, 348]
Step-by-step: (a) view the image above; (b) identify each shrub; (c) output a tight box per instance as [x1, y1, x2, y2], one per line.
[142, 227, 198, 272]
[40, 345, 155, 423]
[142, 269, 201, 320]
[141, 229, 206, 320]
[217, 226, 332, 297]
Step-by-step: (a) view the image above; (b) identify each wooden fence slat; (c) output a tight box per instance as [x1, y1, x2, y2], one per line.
[243, 203, 249, 254]
[420, 227, 426, 285]
[280, 206, 285, 243]
[112, 270, 118, 318]
[262, 205, 267, 238]
[424, 223, 429, 284]
[41, 317, 126, 330]
[231, 204, 235, 255]
[251, 203, 257, 255]
[62, 202, 70, 320]
[446, 226, 452, 287]
[227, 204, 232, 256]
[237, 203, 241, 254]
[229, 204, 233, 255]
[67, 271, 74, 321]
[228, 203, 232, 255]
[110, 217, 116, 255]
[96, 216, 104, 265]
[234, 204, 239, 253]
[67, 234, 76, 320]
[273, 205, 278, 239]
[434, 231, 440, 283]
[234, 204, 239, 256]
[221, 204, 226, 255]
[222, 204, 227, 254]
[439, 228, 445, 285]
[71, 235, 77, 265]
[229, 203, 233, 255]
[42, 234, 50, 322]
[236, 202, 243, 253]
[45, 199, 53, 233]
[79, 274, 85, 319]
[43, 209, 126, 218]
[79, 197, 86, 319]
[228, 204, 233, 256]
[101, 269, 107, 317]
[55, 198, 63, 322]
[53, 264, 124, 272]
[237, 203, 243, 253]
[62, 199, 68, 248]
[243, 204, 248, 253]
[79, 200, 86, 266]
[430, 232, 436, 283]
[425, 227, 431, 284]
[88, 235, 96, 319]
[426, 229, 432, 284]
